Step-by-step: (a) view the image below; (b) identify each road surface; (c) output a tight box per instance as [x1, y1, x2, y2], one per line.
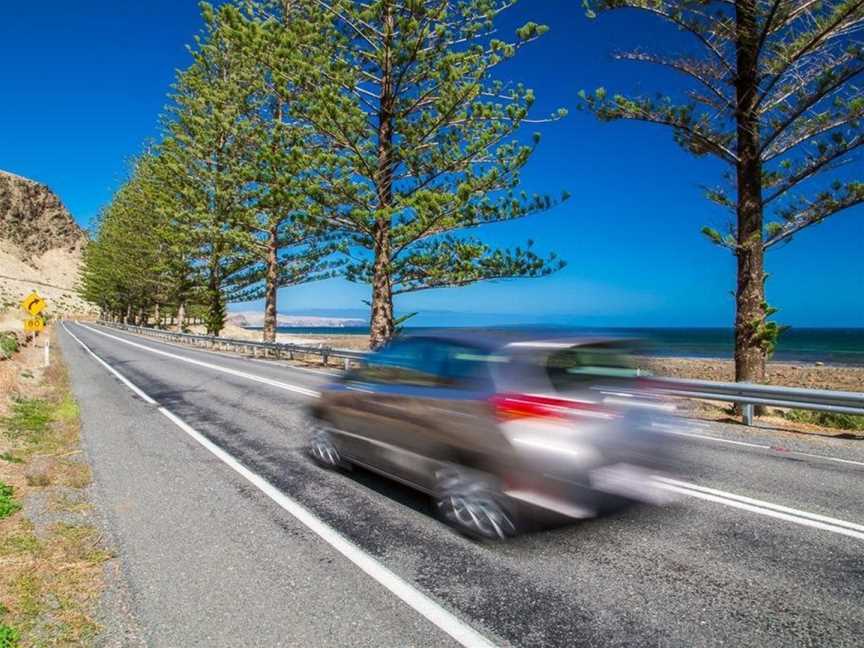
[58, 322, 864, 647]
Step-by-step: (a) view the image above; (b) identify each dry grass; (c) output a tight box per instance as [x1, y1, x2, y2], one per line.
[46, 492, 92, 515]
[0, 326, 108, 647]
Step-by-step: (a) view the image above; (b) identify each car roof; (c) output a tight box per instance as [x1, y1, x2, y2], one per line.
[398, 328, 635, 352]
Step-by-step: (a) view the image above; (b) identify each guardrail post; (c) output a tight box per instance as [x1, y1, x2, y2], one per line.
[742, 403, 754, 426]
[322, 350, 329, 367]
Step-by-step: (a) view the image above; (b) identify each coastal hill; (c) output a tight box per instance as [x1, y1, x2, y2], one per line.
[0, 169, 96, 322]
[227, 311, 366, 328]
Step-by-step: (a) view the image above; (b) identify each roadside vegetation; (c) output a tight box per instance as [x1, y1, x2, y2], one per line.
[782, 410, 864, 432]
[79, 0, 570, 348]
[0, 329, 109, 647]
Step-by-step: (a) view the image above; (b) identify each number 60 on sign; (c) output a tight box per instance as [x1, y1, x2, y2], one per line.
[24, 317, 45, 333]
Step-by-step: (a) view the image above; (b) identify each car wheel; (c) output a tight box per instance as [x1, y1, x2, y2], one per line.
[434, 468, 517, 541]
[309, 427, 348, 470]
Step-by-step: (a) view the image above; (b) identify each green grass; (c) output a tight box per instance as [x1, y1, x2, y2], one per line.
[0, 452, 23, 464]
[1, 399, 53, 443]
[783, 409, 864, 432]
[53, 394, 79, 422]
[0, 482, 22, 519]
[0, 333, 18, 360]
[0, 623, 21, 648]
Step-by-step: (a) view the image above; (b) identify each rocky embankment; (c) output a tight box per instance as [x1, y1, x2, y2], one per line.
[0, 170, 96, 324]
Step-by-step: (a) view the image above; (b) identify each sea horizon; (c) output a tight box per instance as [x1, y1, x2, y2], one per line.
[242, 325, 864, 366]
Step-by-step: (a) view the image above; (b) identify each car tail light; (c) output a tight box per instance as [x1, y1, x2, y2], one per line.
[489, 393, 611, 421]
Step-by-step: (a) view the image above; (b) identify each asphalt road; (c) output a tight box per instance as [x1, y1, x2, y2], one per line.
[58, 321, 864, 647]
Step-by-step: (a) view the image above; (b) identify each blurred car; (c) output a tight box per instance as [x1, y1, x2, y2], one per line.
[307, 331, 675, 540]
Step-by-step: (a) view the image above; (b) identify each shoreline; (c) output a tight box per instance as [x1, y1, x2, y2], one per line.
[268, 330, 864, 392]
[203, 325, 864, 393]
[239, 326, 864, 368]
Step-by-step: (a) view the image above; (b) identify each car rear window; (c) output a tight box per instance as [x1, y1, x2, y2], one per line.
[545, 343, 640, 392]
[349, 338, 500, 388]
[351, 339, 440, 386]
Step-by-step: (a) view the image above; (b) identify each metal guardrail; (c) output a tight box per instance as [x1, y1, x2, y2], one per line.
[97, 321, 366, 370]
[97, 321, 864, 426]
[638, 376, 864, 425]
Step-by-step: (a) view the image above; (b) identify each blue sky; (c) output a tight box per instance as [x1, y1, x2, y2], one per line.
[1, 1, 861, 327]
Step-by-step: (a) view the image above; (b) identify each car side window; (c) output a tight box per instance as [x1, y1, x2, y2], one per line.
[350, 339, 441, 386]
[437, 343, 496, 388]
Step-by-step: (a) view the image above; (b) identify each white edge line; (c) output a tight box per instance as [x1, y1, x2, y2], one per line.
[61, 321, 497, 648]
[77, 323, 320, 399]
[656, 477, 864, 538]
[658, 482, 864, 541]
[62, 323, 156, 404]
[790, 450, 864, 468]
[657, 427, 864, 469]
[656, 427, 769, 450]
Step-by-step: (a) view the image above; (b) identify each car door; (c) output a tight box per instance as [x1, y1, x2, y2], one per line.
[328, 339, 442, 484]
[362, 339, 499, 492]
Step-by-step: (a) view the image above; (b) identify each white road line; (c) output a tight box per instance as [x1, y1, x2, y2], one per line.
[63, 322, 498, 648]
[67, 320, 864, 545]
[248, 358, 341, 377]
[108, 329, 341, 377]
[787, 450, 864, 468]
[76, 323, 320, 398]
[655, 477, 864, 541]
[62, 323, 156, 404]
[657, 427, 770, 450]
[658, 426, 864, 468]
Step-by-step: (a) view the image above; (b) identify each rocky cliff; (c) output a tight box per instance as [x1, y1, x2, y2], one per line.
[0, 170, 96, 321]
[0, 170, 87, 257]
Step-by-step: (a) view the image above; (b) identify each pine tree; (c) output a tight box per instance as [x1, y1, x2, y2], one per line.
[160, 5, 261, 336]
[581, 0, 863, 383]
[214, 3, 344, 342]
[286, 0, 568, 348]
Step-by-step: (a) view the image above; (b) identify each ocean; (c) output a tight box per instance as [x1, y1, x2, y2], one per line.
[255, 326, 864, 366]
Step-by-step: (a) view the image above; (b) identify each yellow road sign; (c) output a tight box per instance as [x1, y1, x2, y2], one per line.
[24, 316, 45, 333]
[21, 291, 46, 316]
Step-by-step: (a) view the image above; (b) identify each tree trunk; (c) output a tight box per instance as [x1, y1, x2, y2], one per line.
[177, 302, 186, 332]
[263, 224, 279, 343]
[154, 303, 161, 329]
[206, 269, 224, 337]
[733, 0, 766, 386]
[370, 223, 394, 349]
[369, 2, 396, 351]
[124, 304, 131, 325]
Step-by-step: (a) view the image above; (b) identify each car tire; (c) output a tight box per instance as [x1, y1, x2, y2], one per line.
[309, 426, 349, 470]
[433, 467, 518, 541]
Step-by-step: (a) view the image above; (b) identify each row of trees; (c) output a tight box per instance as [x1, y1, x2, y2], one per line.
[81, 0, 568, 347]
[82, 0, 862, 381]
